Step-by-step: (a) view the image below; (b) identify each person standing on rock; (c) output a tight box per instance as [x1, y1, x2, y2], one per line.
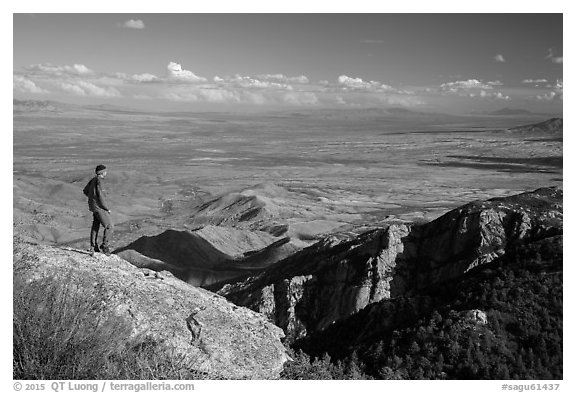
[83, 164, 114, 255]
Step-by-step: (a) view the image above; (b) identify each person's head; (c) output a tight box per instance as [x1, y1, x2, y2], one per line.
[95, 164, 107, 178]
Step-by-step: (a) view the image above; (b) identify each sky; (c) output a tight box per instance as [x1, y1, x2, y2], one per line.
[13, 13, 563, 114]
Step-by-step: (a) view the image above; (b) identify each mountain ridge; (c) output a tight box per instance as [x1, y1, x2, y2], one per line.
[509, 118, 562, 133]
[216, 186, 562, 342]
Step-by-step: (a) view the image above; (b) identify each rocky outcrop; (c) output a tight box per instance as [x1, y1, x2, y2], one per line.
[461, 309, 489, 325]
[217, 187, 562, 342]
[215, 226, 413, 342]
[13, 242, 289, 379]
[411, 186, 562, 287]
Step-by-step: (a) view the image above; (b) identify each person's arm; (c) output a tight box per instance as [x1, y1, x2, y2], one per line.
[96, 180, 111, 212]
[83, 179, 91, 197]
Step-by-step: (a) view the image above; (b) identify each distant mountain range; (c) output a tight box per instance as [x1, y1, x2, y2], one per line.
[13, 99, 68, 113]
[509, 118, 563, 133]
[13, 99, 138, 114]
[485, 108, 534, 116]
[20, 99, 557, 120]
[83, 103, 140, 113]
[479, 107, 561, 117]
[312, 106, 455, 118]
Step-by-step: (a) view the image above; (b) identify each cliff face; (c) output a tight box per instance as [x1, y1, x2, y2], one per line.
[295, 233, 563, 366]
[13, 242, 289, 379]
[411, 186, 562, 287]
[218, 187, 562, 342]
[215, 226, 410, 342]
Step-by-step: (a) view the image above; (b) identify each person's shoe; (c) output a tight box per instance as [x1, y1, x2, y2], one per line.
[100, 245, 111, 256]
[88, 245, 100, 256]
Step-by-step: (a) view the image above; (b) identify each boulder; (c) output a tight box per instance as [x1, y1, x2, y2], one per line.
[461, 309, 489, 325]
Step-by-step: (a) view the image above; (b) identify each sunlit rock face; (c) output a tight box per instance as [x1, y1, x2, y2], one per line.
[13, 242, 290, 379]
[218, 187, 562, 342]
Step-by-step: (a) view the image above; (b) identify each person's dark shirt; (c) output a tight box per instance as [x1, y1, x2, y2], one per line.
[83, 176, 110, 212]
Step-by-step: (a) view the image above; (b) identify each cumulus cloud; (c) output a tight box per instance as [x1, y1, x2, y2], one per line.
[161, 91, 199, 102]
[493, 54, 506, 63]
[283, 92, 318, 106]
[338, 75, 369, 88]
[545, 48, 563, 64]
[242, 91, 268, 105]
[337, 75, 393, 91]
[166, 62, 207, 82]
[162, 86, 275, 105]
[552, 79, 563, 98]
[492, 92, 510, 100]
[201, 88, 242, 103]
[522, 79, 548, 84]
[17, 63, 127, 97]
[164, 89, 238, 104]
[60, 81, 121, 97]
[12, 61, 426, 109]
[384, 95, 427, 107]
[60, 83, 86, 96]
[536, 91, 558, 101]
[468, 90, 510, 100]
[122, 19, 145, 29]
[13, 75, 49, 94]
[224, 74, 293, 90]
[161, 82, 319, 107]
[532, 79, 562, 101]
[115, 72, 159, 83]
[440, 79, 494, 92]
[257, 74, 310, 84]
[439, 79, 511, 100]
[554, 79, 563, 90]
[334, 96, 347, 105]
[131, 73, 158, 82]
[338, 75, 371, 89]
[26, 63, 94, 76]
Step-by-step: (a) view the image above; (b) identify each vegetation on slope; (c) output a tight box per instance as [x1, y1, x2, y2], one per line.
[13, 261, 210, 380]
[282, 236, 562, 379]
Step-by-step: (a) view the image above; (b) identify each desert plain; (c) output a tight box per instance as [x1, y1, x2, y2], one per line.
[13, 102, 562, 284]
